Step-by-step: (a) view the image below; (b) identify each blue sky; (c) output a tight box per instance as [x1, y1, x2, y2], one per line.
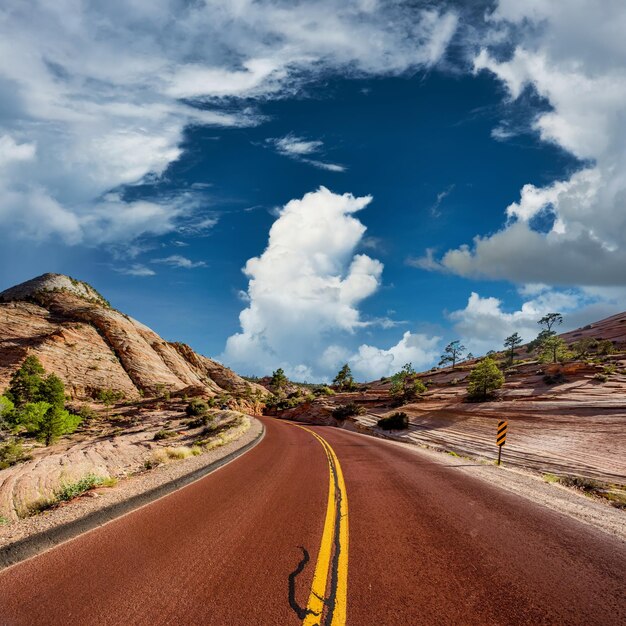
[1, 1, 625, 381]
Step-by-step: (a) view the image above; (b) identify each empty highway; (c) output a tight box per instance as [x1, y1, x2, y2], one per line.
[0, 417, 624, 625]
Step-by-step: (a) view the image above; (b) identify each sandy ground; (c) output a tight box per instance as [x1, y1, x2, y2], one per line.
[0, 417, 261, 549]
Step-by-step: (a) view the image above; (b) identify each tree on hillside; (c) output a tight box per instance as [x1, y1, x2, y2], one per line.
[96, 388, 125, 418]
[0, 395, 15, 435]
[528, 313, 564, 354]
[270, 368, 288, 393]
[571, 337, 598, 359]
[7, 357, 81, 446]
[38, 373, 66, 407]
[538, 313, 563, 333]
[18, 402, 81, 446]
[439, 341, 466, 369]
[467, 358, 504, 401]
[7, 355, 45, 406]
[504, 332, 523, 366]
[390, 363, 427, 404]
[539, 335, 571, 364]
[333, 364, 355, 391]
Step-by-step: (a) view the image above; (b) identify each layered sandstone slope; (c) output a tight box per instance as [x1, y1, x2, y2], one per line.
[276, 312, 626, 484]
[0, 273, 263, 399]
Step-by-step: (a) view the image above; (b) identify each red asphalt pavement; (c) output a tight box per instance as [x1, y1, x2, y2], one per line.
[0, 417, 624, 625]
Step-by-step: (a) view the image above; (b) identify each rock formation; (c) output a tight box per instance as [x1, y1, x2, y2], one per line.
[0, 273, 264, 400]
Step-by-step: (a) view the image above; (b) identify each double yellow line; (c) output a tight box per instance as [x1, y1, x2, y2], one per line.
[289, 423, 349, 626]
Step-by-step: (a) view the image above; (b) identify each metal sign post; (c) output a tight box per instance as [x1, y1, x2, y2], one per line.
[496, 420, 508, 465]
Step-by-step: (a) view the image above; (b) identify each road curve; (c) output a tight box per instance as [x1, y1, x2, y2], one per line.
[0, 417, 624, 625]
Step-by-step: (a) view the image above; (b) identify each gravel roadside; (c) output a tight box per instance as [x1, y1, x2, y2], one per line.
[0, 416, 263, 562]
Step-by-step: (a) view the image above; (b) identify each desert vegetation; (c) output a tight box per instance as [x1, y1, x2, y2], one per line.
[378, 412, 409, 430]
[0, 355, 81, 450]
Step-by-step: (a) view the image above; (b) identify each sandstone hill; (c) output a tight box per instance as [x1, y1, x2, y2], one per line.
[274, 312, 626, 488]
[0, 273, 263, 401]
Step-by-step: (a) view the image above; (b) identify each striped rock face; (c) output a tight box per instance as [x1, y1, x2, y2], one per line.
[0, 273, 266, 400]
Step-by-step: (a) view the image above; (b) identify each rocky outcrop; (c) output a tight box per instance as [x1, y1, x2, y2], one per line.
[0, 274, 265, 400]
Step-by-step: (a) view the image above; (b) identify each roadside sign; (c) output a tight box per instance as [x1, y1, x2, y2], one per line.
[496, 420, 508, 466]
[497, 420, 508, 446]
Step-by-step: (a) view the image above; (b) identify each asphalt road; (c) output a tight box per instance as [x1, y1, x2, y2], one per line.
[0, 417, 624, 625]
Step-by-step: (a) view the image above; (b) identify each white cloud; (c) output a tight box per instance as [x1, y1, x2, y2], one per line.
[222, 187, 387, 378]
[271, 135, 324, 157]
[115, 264, 156, 277]
[424, 1, 626, 287]
[306, 160, 346, 173]
[267, 134, 346, 172]
[0, 1, 457, 246]
[430, 184, 455, 217]
[152, 255, 207, 269]
[221, 186, 444, 380]
[347, 332, 441, 381]
[447, 286, 624, 355]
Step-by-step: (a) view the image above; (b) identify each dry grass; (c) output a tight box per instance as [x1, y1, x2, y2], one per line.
[145, 445, 202, 468]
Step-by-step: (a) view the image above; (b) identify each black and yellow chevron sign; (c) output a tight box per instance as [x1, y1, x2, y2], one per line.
[497, 420, 508, 447]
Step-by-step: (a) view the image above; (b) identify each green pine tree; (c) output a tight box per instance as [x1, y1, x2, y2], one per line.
[467, 358, 504, 401]
[333, 364, 355, 391]
[7, 355, 45, 406]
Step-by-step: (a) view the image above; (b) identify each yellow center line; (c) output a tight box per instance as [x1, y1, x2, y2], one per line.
[285, 421, 349, 626]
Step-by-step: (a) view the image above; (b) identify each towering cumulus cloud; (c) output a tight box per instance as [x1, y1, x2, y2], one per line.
[222, 187, 441, 380]
[222, 188, 381, 378]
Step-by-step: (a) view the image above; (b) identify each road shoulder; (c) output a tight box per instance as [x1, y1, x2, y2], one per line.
[0, 417, 264, 570]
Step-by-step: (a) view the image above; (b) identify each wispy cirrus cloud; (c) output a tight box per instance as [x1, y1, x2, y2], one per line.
[152, 255, 207, 269]
[429, 184, 455, 217]
[0, 1, 457, 248]
[115, 264, 156, 277]
[267, 134, 346, 172]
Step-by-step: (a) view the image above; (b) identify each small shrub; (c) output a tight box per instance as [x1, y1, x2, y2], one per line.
[604, 492, 626, 509]
[185, 399, 209, 416]
[187, 414, 214, 429]
[198, 423, 218, 437]
[378, 412, 409, 430]
[24, 498, 56, 516]
[0, 516, 9, 525]
[332, 402, 365, 420]
[543, 372, 566, 385]
[56, 474, 113, 502]
[165, 446, 193, 460]
[0, 439, 31, 469]
[593, 373, 608, 383]
[77, 405, 98, 420]
[558, 475, 599, 492]
[153, 429, 176, 441]
[596, 339, 614, 355]
[543, 473, 559, 483]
